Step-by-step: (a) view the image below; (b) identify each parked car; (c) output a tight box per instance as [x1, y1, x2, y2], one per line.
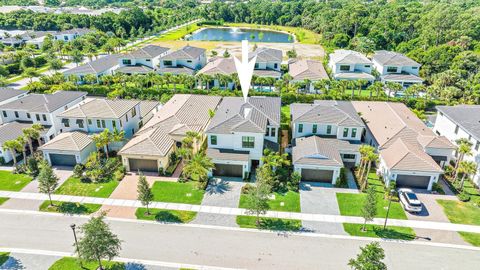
[398, 188, 423, 213]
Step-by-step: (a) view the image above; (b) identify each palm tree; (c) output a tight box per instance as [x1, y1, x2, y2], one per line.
[458, 161, 477, 190]
[357, 79, 368, 97]
[3, 139, 22, 165]
[196, 73, 205, 90]
[31, 123, 44, 146]
[16, 136, 27, 162]
[361, 151, 379, 191]
[110, 128, 125, 145]
[92, 129, 111, 159]
[385, 82, 403, 100]
[22, 127, 37, 154]
[183, 152, 214, 183]
[454, 138, 473, 182]
[22, 68, 39, 84]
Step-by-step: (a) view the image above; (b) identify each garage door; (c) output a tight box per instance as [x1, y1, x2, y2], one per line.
[301, 169, 333, 183]
[49, 153, 77, 167]
[128, 158, 158, 173]
[213, 164, 243, 177]
[396, 175, 431, 189]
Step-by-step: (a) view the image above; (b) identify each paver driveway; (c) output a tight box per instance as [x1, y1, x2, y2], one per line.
[300, 182, 347, 235]
[192, 177, 245, 227]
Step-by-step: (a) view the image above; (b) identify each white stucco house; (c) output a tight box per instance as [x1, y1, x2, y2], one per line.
[288, 59, 329, 93]
[39, 131, 96, 166]
[250, 47, 283, 90]
[0, 122, 44, 164]
[290, 100, 363, 183]
[53, 28, 91, 42]
[328, 49, 375, 82]
[206, 96, 281, 178]
[116, 45, 170, 75]
[63, 54, 121, 82]
[353, 101, 456, 190]
[0, 88, 29, 124]
[158, 46, 206, 75]
[433, 105, 480, 186]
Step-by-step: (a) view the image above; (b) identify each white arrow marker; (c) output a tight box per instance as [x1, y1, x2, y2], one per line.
[234, 40, 256, 103]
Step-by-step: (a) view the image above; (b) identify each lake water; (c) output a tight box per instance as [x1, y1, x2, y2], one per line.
[187, 27, 294, 43]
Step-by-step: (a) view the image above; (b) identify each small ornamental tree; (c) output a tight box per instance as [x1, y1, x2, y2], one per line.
[77, 212, 122, 270]
[244, 167, 272, 226]
[348, 242, 387, 270]
[361, 186, 377, 231]
[137, 173, 154, 215]
[37, 160, 59, 206]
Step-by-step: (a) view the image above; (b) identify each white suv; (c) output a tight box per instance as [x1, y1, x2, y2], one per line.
[398, 188, 423, 213]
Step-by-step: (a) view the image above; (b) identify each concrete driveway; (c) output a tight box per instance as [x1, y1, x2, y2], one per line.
[192, 177, 245, 227]
[300, 182, 347, 235]
[1, 252, 61, 270]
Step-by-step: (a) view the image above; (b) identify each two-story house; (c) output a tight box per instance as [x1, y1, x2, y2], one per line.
[290, 100, 364, 184]
[197, 57, 237, 90]
[433, 105, 480, 186]
[288, 59, 329, 93]
[249, 47, 283, 90]
[116, 45, 170, 75]
[0, 88, 29, 124]
[0, 91, 87, 142]
[353, 101, 456, 191]
[328, 49, 375, 82]
[372, 50, 423, 94]
[205, 96, 281, 178]
[64, 54, 121, 83]
[53, 28, 91, 42]
[158, 46, 206, 75]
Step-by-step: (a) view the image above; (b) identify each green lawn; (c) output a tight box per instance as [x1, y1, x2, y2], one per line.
[0, 252, 9, 267]
[458, 232, 480, 247]
[0, 197, 8, 205]
[135, 208, 197, 223]
[236, 216, 302, 231]
[461, 180, 480, 204]
[39, 201, 101, 215]
[225, 23, 320, 44]
[239, 190, 301, 212]
[337, 172, 407, 219]
[281, 105, 290, 128]
[343, 223, 416, 240]
[151, 181, 205, 204]
[0, 171, 32, 191]
[49, 257, 124, 270]
[153, 23, 201, 42]
[55, 177, 119, 198]
[437, 199, 480, 226]
[344, 89, 386, 98]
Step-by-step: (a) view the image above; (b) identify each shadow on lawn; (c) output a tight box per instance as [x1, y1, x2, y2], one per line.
[257, 218, 301, 231]
[372, 227, 416, 240]
[46, 202, 92, 215]
[153, 211, 182, 223]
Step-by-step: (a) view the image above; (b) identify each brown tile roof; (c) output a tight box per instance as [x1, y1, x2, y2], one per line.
[39, 131, 93, 152]
[288, 59, 329, 81]
[293, 136, 360, 167]
[291, 100, 364, 127]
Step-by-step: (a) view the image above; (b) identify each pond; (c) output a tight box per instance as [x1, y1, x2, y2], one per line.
[187, 27, 294, 43]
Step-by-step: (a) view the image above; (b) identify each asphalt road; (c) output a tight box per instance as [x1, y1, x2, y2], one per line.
[0, 211, 479, 270]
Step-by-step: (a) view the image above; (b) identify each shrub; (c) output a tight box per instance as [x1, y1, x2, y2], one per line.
[158, 166, 164, 176]
[14, 164, 28, 174]
[334, 168, 348, 188]
[73, 164, 84, 178]
[0, 157, 5, 165]
[288, 171, 301, 191]
[26, 157, 40, 177]
[113, 169, 125, 182]
[241, 184, 255, 194]
[458, 190, 471, 202]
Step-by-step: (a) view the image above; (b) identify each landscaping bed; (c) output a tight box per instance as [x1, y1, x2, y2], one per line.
[151, 181, 204, 204]
[239, 190, 301, 212]
[343, 223, 416, 240]
[0, 170, 32, 191]
[39, 201, 101, 215]
[236, 216, 302, 231]
[135, 208, 197, 223]
[55, 177, 119, 198]
[49, 257, 124, 270]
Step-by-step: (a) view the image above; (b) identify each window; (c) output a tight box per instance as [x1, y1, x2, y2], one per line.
[146, 59, 151, 62]
[77, 120, 84, 128]
[42, 114, 47, 121]
[242, 136, 255, 148]
[339, 65, 350, 71]
[387, 66, 398, 73]
[454, 125, 459, 134]
[412, 67, 418, 69]
[298, 124, 303, 133]
[255, 63, 259, 69]
[62, 119, 70, 127]
[26, 113, 30, 119]
[139, 121, 143, 128]
[14, 111, 19, 118]
[2, 111, 6, 117]
[343, 154, 356, 159]
[101, 120, 106, 128]
[343, 128, 349, 137]
[351, 128, 357, 138]
[265, 127, 270, 136]
[187, 60, 192, 63]
[274, 63, 278, 69]
[326, 125, 332, 134]
[122, 59, 131, 65]
[119, 120, 123, 127]
[112, 121, 116, 129]
[126, 114, 129, 122]
[364, 65, 371, 68]
[163, 60, 173, 66]
[210, 135, 217, 145]
[476, 141, 480, 151]
[270, 128, 276, 137]
[88, 119, 92, 125]
[312, 124, 317, 134]
[36, 114, 40, 121]
[64, 36, 68, 41]
[97, 120, 101, 128]
[131, 107, 137, 117]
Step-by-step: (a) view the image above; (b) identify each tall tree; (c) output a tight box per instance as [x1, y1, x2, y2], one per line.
[137, 173, 154, 215]
[458, 161, 477, 191]
[183, 152, 214, 188]
[348, 242, 387, 270]
[454, 138, 473, 182]
[244, 171, 271, 226]
[361, 186, 377, 231]
[37, 160, 59, 206]
[3, 139, 22, 165]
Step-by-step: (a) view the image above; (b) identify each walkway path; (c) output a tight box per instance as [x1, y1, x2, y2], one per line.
[192, 177, 245, 227]
[1, 190, 480, 234]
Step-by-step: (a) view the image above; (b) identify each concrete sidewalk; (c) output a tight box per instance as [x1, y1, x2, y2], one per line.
[1, 190, 480, 234]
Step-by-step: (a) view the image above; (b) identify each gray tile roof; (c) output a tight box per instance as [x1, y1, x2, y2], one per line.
[207, 148, 249, 162]
[291, 100, 365, 127]
[58, 98, 139, 119]
[63, 54, 121, 75]
[123, 45, 169, 59]
[0, 91, 87, 113]
[116, 65, 153, 74]
[253, 69, 282, 78]
[39, 131, 93, 152]
[293, 136, 360, 167]
[334, 72, 375, 80]
[139, 100, 160, 119]
[160, 46, 205, 60]
[249, 47, 282, 62]
[206, 96, 281, 134]
[382, 74, 423, 82]
[373, 50, 420, 67]
[119, 95, 221, 157]
[0, 121, 35, 145]
[436, 105, 480, 141]
[56, 28, 91, 35]
[198, 57, 236, 76]
[157, 66, 195, 75]
[289, 59, 329, 81]
[329, 50, 372, 65]
[0, 88, 26, 103]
